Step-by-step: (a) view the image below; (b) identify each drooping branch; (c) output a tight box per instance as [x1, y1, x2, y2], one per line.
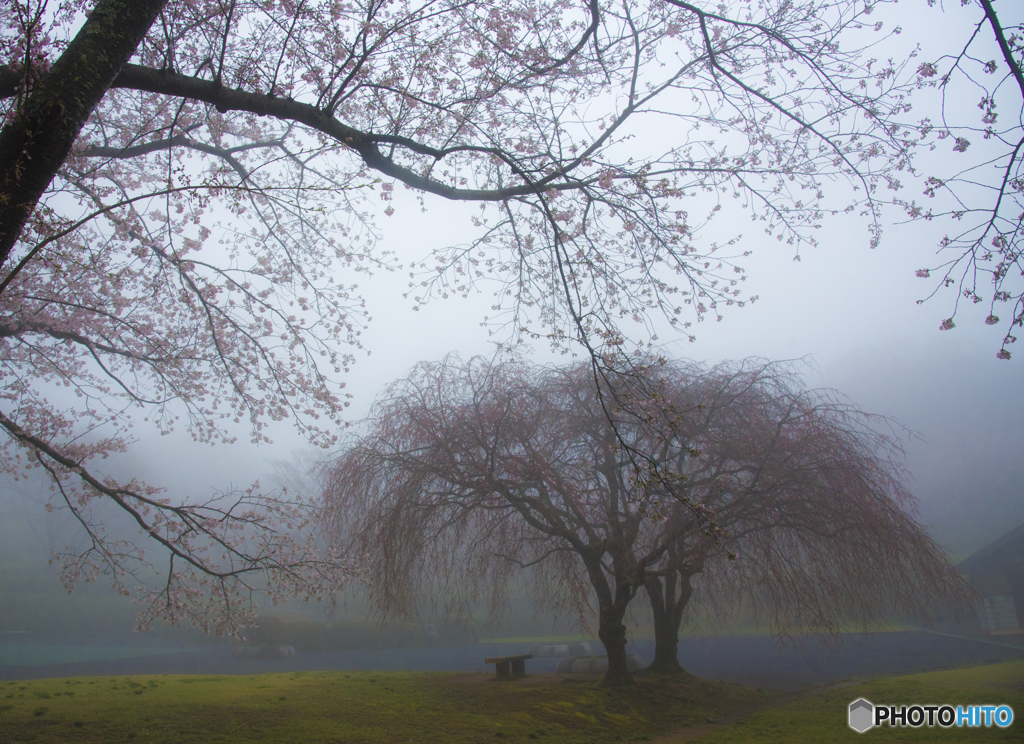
[902, 0, 1024, 356]
[321, 354, 973, 682]
[0, 406, 359, 635]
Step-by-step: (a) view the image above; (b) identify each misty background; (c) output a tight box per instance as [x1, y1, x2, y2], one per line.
[2, 0, 1022, 651]
[3, 198, 1021, 646]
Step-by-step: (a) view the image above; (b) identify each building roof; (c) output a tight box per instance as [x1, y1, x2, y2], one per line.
[958, 522, 1024, 596]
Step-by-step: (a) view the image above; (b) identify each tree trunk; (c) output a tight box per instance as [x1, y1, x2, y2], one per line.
[597, 601, 633, 686]
[0, 0, 166, 267]
[645, 570, 692, 675]
[583, 553, 637, 686]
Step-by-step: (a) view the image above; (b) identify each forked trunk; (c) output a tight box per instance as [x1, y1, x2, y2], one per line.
[645, 571, 692, 675]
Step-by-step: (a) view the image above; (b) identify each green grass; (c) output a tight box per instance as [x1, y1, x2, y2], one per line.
[0, 660, 1020, 743]
[694, 659, 1024, 743]
[0, 670, 772, 743]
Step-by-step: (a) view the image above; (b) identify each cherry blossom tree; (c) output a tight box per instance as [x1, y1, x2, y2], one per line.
[0, 0, 970, 633]
[632, 358, 974, 674]
[903, 0, 1023, 357]
[319, 355, 971, 684]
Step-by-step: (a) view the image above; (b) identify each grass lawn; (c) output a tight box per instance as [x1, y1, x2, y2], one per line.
[689, 659, 1024, 743]
[0, 669, 772, 743]
[0, 660, 1020, 743]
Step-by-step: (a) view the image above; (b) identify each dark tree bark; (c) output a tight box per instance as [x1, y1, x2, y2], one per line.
[582, 550, 639, 686]
[645, 570, 693, 675]
[597, 604, 633, 685]
[0, 0, 166, 265]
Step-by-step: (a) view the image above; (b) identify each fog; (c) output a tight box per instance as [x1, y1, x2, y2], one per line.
[4, 163, 1023, 640]
[3, 0, 1023, 692]
[4, 206, 1021, 647]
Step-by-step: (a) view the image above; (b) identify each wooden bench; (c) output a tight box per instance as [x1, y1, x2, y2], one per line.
[484, 653, 532, 679]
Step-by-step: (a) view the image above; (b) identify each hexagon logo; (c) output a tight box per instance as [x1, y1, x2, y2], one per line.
[849, 698, 874, 733]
